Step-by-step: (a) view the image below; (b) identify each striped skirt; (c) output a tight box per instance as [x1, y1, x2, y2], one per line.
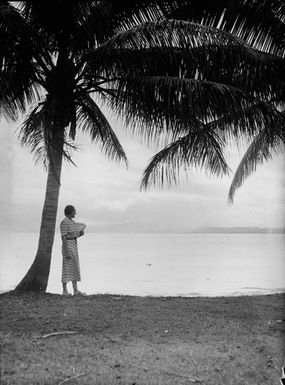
[61, 239, 81, 283]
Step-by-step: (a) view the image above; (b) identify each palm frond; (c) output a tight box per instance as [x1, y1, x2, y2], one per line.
[67, 105, 77, 141]
[0, 3, 47, 120]
[18, 102, 51, 168]
[169, 0, 285, 56]
[85, 21, 285, 103]
[0, 78, 42, 121]
[221, 0, 285, 56]
[105, 75, 280, 146]
[80, 1, 189, 42]
[94, 19, 247, 53]
[88, 43, 285, 93]
[207, 102, 285, 143]
[141, 125, 231, 190]
[76, 95, 128, 165]
[19, 101, 77, 168]
[21, 1, 184, 53]
[228, 123, 285, 203]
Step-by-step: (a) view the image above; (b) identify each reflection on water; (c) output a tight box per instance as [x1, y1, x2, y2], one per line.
[1, 232, 284, 297]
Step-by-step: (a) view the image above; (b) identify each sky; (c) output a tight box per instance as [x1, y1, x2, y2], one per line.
[0, 112, 284, 233]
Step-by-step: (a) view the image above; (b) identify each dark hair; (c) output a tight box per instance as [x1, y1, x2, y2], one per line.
[64, 205, 75, 216]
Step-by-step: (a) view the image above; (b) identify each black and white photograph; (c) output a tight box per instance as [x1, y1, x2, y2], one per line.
[0, 1, 284, 384]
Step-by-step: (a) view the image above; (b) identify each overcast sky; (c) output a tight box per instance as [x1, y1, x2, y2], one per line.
[1, 112, 284, 233]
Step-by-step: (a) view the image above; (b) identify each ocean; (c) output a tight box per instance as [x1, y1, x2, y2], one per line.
[0, 232, 284, 297]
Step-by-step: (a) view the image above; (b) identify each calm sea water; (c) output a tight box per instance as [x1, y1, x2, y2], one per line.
[0, 232, 284, 297]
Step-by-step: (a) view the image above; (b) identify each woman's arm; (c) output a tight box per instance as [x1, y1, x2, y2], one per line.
[62, 235, 72, 259]
[65, 233, 77, 240]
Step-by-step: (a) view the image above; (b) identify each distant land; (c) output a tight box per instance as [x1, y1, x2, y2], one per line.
[85, 225, 285, 234]
[184, 227, 285, 234]
[2, 225, 285, 234]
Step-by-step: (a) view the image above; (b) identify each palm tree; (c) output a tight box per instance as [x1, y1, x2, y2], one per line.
[1, 1, 130, 292]
[140, 0, 285, 202]
[0, 1, 283, 292]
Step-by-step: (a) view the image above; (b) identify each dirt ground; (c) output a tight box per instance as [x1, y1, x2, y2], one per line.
[0, 291, 284, 384]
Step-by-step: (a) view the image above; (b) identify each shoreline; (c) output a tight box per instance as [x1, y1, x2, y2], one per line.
[1, 287, 285, 298]
[1, 289, 285, 300]
[1, 289, 285, 299]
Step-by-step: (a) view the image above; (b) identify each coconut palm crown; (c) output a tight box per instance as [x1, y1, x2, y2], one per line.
[0, 1, 284, 291]
[139, 0, 285, 202]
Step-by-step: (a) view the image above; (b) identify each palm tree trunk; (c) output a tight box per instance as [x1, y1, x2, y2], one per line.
[15, 128, 64, 293]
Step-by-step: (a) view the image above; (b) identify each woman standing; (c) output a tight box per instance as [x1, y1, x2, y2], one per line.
[60, 205, 86, 296]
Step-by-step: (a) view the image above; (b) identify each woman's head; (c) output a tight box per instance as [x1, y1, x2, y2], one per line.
[64, 205, 76, 217]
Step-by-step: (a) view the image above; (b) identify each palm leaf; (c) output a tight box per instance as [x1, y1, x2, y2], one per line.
[19, 102, 52, 168]
[85, 20, 285, 105]
[79, 1, 188, 42]
[228, 122, 285, 203]
[21, 1, 186, 53]
[169, 0, 285, 56]
[22, 1, 105, 56]
[95, 19, 247, 52]
[88, 43, 285, 96]
[104, 75, 282, 146]
[76, 95, 128, 165]
[19, 101, 77, 168]
[141, 125, 230, 190]
[0, 3, 48, 120]
[207, 102, 285, 143]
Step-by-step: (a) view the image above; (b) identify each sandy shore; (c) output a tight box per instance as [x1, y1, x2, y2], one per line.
[0, 291, 284, 384]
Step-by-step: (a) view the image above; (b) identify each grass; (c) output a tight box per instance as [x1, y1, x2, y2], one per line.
[0, 291, 284, 384]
